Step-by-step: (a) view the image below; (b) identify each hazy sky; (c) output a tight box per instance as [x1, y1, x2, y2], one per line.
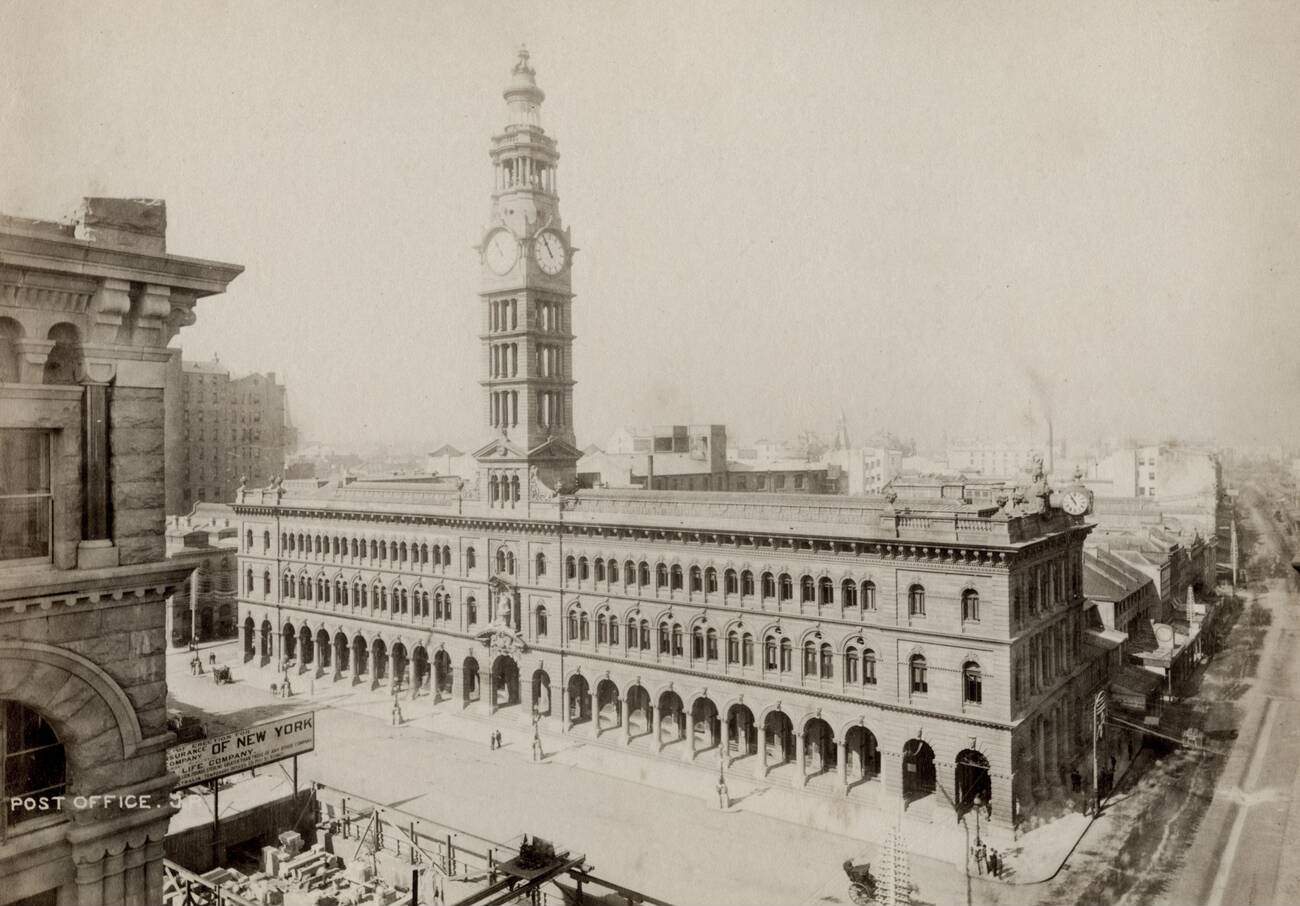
[3, 1, 1297, 453]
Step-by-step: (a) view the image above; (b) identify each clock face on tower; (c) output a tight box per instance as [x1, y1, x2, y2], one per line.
[533, 230, 566, 275]
[484, 230, 519, 275]
[1061, 490, 1091, 516]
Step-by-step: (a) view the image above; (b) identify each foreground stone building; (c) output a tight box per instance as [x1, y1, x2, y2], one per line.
[0, 199, 240, 904]
[234, 52, 1096, 830]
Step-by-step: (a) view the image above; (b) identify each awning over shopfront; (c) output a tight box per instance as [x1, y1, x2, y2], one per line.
[1110, 665, 1164, 713]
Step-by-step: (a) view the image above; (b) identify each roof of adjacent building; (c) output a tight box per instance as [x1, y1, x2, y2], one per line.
[1084, 549, 1154, 602]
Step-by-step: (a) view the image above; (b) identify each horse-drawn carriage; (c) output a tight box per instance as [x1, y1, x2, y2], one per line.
[842, 859, 877, 904]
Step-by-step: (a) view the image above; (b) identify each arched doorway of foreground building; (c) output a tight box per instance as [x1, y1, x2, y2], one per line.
[956, 748, 992, 815]
[726, 704, 757, 762]
[317, 629, 332, 672]
[352, 635, 369, 681]
[243, 617, 255, 663]
[765, 711, 795, 767]
[625, 685, 651, 739]
[334, 632, 350, 675]
[174, 608, 192, 647]
[299, 626, 313, 672]
[371, 639, 388, 684]
[434, 650, 452, 699]
[391, 642, 408, 691]
[259, 620, 273, 664]
[463, 656, 481, 706]
[281, 623, 297, 666]
[690, 697, 720, 757]
[903, 737, 937, 804]
[595, 679, 620, 733]
[803, 717, 836, 778]
[491, 655, 520, 710]
[567, 675, 591, 728]
[531, 669, 552, 717]
[845, 725, 881, 787]
[412, 646, 429, 694]
[658, 690, 685, 749]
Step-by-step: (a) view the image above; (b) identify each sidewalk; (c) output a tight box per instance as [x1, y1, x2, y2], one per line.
[169, 642, 1092, 886]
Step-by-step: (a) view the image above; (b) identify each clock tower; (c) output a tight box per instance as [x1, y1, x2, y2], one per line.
[473, 48, 581, 506]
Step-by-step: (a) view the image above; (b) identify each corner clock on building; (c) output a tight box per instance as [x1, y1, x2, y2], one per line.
[533, 229, 566, 275]
[1061, 470, 1093, 517]
[484, 229, 519, 275]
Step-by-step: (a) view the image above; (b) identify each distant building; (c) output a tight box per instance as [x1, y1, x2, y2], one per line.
[825, 446, 903, 495]
[1087, 444, 1220, 502]
[946, 439, 1045, 477]
[426, 443, 474, 479]
[164, 503, 240, 646]
[577, 424, 839, 493]
[165, 357, 291, 512]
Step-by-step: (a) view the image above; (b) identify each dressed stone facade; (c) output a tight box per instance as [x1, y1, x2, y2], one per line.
[233, 52, 1097, 832]
[0, 198, 241, 905]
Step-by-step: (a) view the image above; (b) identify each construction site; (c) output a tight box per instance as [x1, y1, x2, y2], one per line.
[162, 780, 669, 906]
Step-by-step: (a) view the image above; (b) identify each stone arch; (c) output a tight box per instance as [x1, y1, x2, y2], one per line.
[955, 747, 992, 814]
[491, 654, 521, 708]
[0, 641, 146, 770]
[802, 716, 837, 777]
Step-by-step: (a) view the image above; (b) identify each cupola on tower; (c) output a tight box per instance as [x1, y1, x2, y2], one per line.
[473, 48, 581, 504]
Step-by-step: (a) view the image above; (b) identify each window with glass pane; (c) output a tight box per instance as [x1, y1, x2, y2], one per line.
[0, 431, 52, 562]
[2, 700, 66, 830]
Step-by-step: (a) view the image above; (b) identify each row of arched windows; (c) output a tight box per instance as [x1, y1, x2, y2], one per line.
[280, 532, 455, 570]
[244, 528, 271, 552]
[489, 473, 521, 504]
[562, 555, 896, 614]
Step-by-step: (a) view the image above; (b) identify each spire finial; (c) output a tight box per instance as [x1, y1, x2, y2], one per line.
[514, 44, 533, 75]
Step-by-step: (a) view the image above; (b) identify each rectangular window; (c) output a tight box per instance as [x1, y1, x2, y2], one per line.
[0, 430, 52, 563]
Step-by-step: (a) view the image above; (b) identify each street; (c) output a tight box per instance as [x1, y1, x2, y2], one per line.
[1159, 486, 1300, 906]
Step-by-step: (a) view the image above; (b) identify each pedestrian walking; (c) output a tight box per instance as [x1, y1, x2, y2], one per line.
[989, 849, 1000, 878]
[1070, 767, 1082, 792]
[716, 776, 729, 810]
[531, 731, 543, 762]
[282, 678, 292, 698]
[391, 701, 402, 726]
[209, 651, 216, 666]
[975, 842, 987, 876]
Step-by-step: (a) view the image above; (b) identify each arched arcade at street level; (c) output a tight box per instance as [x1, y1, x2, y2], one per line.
[239, 600, 1027, 824]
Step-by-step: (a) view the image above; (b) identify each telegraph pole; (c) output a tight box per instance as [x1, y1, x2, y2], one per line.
[1093, 690, 1107, 815]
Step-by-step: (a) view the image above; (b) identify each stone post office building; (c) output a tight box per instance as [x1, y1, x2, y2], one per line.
[0, 200, 240, 905]
[235, 52, 1098, 831]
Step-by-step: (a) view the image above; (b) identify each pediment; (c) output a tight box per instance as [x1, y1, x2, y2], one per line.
[527, 436, 584, 461]
[472, 436, 530, 461]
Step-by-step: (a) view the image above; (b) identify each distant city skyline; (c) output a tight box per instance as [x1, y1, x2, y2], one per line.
[3, 1, 1297, 452]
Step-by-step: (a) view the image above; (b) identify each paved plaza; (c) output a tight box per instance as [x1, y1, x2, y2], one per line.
[168, 641, 1104, 906]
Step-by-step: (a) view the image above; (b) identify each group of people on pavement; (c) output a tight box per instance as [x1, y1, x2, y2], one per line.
[973, 841, 1005, 878]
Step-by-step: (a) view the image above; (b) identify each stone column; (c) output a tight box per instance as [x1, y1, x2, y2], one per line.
[487, 668, 497, 715]
[189, 575, 199, 644]
[78, 379, 119, 569]
[653, 704, 663, 752]
[75, 855, 105, 906]
[144, 839, 165, 906]
[101, 848, 125, 906]
[562, 689, 571, 732]
[720, 716, 731, 766]
[590, 694, 600, 738]
[795, 732, 806, 788]
[621, 699, 630, 745]
[12, 337, 55, 384]
[122, 841, 146, 905]
[755, 726, 768, 779]
[837, 740, 848, 791]
[683, 716, 696, 762]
